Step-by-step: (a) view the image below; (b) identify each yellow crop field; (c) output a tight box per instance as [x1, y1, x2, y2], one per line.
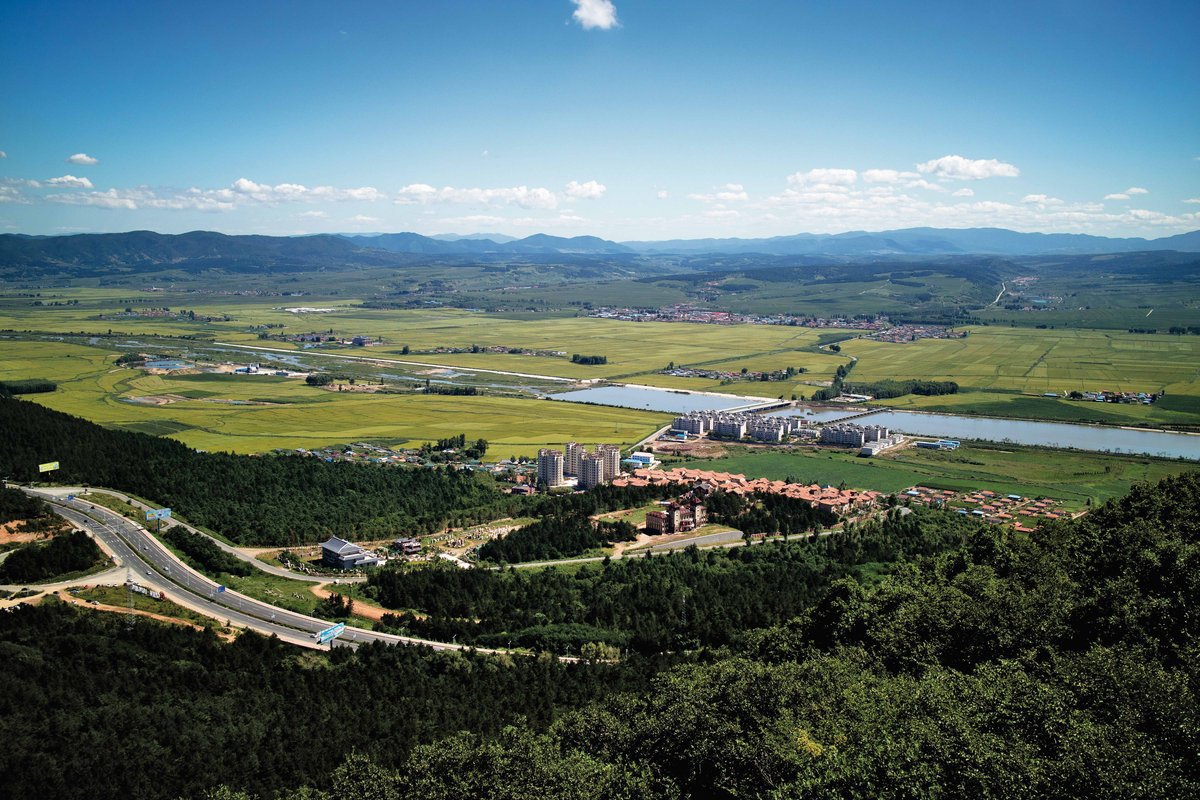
[0, 339, 667, 456]
[843, 326, 1200, 396]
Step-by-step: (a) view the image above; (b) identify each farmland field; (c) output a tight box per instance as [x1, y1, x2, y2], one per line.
[843, 326, 1200, 397]
[875, 390, 1200, 430]
[0, 339, 668, 456]
[5, 293, 1200, 437]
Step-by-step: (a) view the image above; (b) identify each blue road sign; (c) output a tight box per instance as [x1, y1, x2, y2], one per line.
[316, 623, 346, 644]
[217, 585, 226, 593]
[66, 495, 75, 501]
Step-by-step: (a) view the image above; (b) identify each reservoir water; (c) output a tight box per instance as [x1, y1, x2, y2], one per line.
[550, 385, 769, 414]
[552, 385, 1200, 460]
[848, 409, 1200, 461]
[768, 407, 863, 424]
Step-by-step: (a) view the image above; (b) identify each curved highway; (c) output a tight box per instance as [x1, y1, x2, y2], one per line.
[25, 488, 534, 657]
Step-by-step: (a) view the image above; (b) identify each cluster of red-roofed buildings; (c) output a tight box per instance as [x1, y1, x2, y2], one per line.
[612, 467, 884, 516]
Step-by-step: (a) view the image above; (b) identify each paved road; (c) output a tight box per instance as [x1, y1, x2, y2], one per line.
[24, 488, 545, 657]
[69, 487, 366, 585]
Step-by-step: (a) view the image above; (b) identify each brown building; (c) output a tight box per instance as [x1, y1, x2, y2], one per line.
[645, 500, 707, 535]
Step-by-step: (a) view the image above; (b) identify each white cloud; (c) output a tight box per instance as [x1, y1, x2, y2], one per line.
[1184, 198, 1200, 204]
[46, 188, 139, 210]
[66, 153, 99, 166]
[688, 183, 749, 202]
[393, 183, 438, 204]
[744, 169, 1198, 237]
[224, 178, 385, 204]
[572, 0, 618, 30]
[564, 179, 607, 199]
[656, 189, 669, 199]
[1107, 186, 1148, 201]
[299, 210, 328, 219]
[952, 188, 974, 197]
[395, 183, 560, 209]
[787, 168, 858, 187]
[916, 155, 1019, 180]
[862, 169, 918, 184]
[0, 185, 28, 204]
[906, 179, 946, 193]
[0, 151, 6, 159]
[46, 175, 93, 189]
[347, 215, 379, 224]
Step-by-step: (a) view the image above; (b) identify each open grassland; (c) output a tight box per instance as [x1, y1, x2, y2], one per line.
[676, 443, 1196, 506]
[0, 339, 668, 456]
[844, 326, 1200, 397]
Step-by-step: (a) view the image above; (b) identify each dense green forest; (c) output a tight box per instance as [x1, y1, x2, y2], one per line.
[162, 524, 253, 577]
[0, 378, 57, 396]
[0, 530, 102, 583]
[0, 605, 662, 800]
[0, 398, 520, 545]
[476, 512, 636, 563]
[1, 473, 1197, 798]
[0, 485, 55, 526]
[376, 507, 976, 654]
[1, 398, 685, 547]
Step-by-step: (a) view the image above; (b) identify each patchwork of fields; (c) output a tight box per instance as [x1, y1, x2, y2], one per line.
[843, 326, 1200, 397]
[0, 340, 668, 456]
[3, 293, 1200, 459]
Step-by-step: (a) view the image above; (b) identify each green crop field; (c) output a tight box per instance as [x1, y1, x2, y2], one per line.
[310, 310, 845, 380]
[676, 443, 1197, 505]
[843, 326, 1200, 397]
[0, 339, 668, 456]
[876, 390, 1200, 430]
[5, 292, 1200, 438]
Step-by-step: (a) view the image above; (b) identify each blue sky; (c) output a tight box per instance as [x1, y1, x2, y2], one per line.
[1, 0, 1197, 239]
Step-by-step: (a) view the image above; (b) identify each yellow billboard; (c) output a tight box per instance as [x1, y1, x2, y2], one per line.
[38, 461, 59, 473]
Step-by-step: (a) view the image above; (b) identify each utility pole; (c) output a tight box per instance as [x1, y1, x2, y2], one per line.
[125, 567, 136, 628]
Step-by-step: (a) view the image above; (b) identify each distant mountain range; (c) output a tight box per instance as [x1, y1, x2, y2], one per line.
[346, 226, 1200, 256]
[620, 227, 1200, 256]
[342, 232, 633, 255]
[2, 227, 1198, 280]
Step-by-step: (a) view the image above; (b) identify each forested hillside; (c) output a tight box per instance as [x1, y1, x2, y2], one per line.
[2, 473, 1195, 799]
[0, 398, 514, 544]
[374, 507, 977, 654]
